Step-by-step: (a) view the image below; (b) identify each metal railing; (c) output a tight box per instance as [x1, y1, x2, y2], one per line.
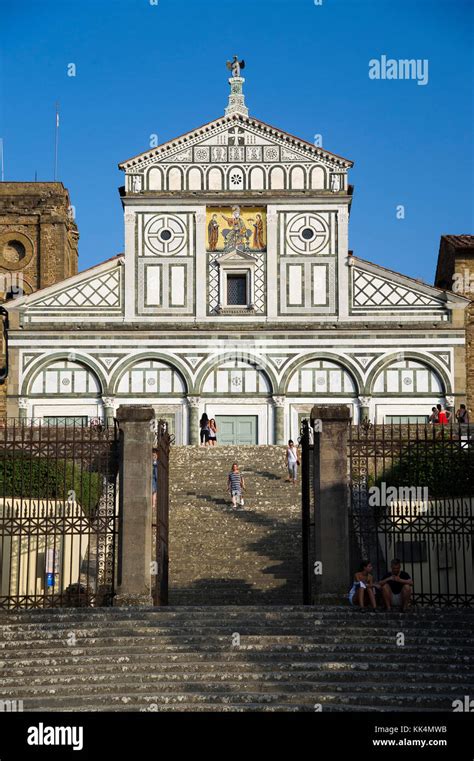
[0, 418, 119, 609]
[152, 419, 171, 605]
[349, 422, 474, 607]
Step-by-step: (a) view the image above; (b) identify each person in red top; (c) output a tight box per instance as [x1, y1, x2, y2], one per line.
[436, 403, 450, 425]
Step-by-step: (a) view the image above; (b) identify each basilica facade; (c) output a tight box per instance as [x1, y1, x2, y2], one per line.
[4, 70, 468, 444]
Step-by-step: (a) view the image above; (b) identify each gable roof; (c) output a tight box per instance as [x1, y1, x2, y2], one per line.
[351, 255, 469, 311]
[118, 112, 353, 171]
[441, 235, 474, 250]
[7, 254, 124, 311]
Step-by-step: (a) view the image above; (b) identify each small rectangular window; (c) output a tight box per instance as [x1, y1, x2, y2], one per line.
[227, 274, 247, 306]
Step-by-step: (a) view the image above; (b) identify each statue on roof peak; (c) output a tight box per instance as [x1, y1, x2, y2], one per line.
[226, 56, 245, 78]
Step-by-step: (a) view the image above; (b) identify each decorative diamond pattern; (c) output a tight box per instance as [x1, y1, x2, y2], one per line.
[208, 252, 266, 315]
[33, 269, 121, 310]
[353, 270, 442, 309]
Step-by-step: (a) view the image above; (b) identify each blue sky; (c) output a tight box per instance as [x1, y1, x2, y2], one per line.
[1, 0, 473, 282]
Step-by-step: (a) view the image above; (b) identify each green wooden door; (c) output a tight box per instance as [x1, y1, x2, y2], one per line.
[215, 416, 258, 445]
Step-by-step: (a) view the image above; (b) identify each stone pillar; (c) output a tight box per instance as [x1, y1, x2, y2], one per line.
[273, 396, 286, 445]
[102, 396, 115, 428]
[358, 395, 371, 423]
[310, 404, 351, 602]
[18, 397, 28, 420]
[445, 395, 455, 417]
[115, 405, 155, 606]
[188, 396, 200, 445]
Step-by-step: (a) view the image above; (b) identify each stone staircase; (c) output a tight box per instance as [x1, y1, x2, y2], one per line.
[0, 606, 473, 712]
[169, 446, 303, 605]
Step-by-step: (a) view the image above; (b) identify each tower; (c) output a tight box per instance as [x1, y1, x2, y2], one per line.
[0, 182, 79, 298]
[0, 182, 79, 414]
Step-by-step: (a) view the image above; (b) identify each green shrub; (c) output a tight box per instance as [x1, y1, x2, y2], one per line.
[0, 454, 103, 514]
[375, 440, 473, 498]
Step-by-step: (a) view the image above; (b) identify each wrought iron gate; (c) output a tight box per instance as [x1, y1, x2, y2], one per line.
[152, 420, 171, 605]
[349, 422, 474, 607]
[300, 419, 314, 604]
[0, 418, 119, 609]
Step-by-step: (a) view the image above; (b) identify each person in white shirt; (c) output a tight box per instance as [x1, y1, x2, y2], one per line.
[285, 439, 299, 485]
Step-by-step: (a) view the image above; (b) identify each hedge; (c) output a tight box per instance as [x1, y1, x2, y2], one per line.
[373, 440, 473, 498]
[0, 454, 103, 514]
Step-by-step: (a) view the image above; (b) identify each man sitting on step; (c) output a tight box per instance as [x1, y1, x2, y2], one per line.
[379, 558, 413, 612]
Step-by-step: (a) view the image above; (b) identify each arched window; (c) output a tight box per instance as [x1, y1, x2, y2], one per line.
[30, 360, 101, 395]
[372, 359, 443, 394]
[203, 360, 270, 394]
[287, 359, 356, 394]
[117, 359, 185, 394]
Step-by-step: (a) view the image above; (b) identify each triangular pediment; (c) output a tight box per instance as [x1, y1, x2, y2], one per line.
[119, 113, 352, 172]
[216, 250, 257, 264]
[9, 257, 124, 322]
[350, 258, 467, 313]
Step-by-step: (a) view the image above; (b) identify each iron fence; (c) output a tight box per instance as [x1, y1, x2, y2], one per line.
[0, 418, 119, 609]
[152, 419, 171, 605]
[299, 419, 315, 604]
[349, 422, 474, 607]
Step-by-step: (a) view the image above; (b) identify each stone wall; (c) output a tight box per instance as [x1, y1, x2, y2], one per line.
[0, 182, 79, 415]
[435, 235, 474, 413]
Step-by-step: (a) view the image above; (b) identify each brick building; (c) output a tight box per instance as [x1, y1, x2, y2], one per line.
[0, 183, 78, 414]
[435, 235, 474, 412]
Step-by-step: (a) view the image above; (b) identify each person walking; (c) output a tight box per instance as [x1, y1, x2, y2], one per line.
[199, 413, 210, 446]
[227, 462, 245, 508]
[208, 418, 218, 446]
[285, 439, 299, 485]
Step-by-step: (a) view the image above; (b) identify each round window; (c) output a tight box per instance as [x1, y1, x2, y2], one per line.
[160, 229, 172, 241]
[3, 240, 26, 264]
[301, 227, 315, 241]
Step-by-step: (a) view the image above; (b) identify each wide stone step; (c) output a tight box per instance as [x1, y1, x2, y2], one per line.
[44, 703, 448, 713]
[7, 649, 473, 668]
[3, 669, 472, 692]
[2, 606, 473, 622]
[4, 660, 472, 680]
[4, 678, 472, 701]
[1, 622, 472, 639]
[1, 627, 472, 645]
[3, 618, 472, 633]
[2, 643, 472, 660]
[11, 690, 464, 711]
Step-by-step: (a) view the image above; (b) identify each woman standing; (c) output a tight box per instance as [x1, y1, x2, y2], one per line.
[199, 413, 210, 446]
[285, 439, 300, 485]
[455, 404, 470, 424]
[208, 418, 218, 446]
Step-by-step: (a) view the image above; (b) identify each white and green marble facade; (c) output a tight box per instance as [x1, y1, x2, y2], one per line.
[7, 79, 468, 441]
